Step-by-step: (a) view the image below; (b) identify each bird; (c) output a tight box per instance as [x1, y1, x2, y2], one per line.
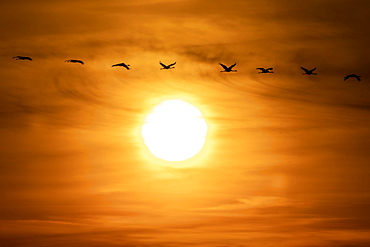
[256, 68, 274, 73]
[13, 56, 32, 61]
[344, 74, 361, 81]
[301, 67, 317, 75]
[159, 61, 176, 70]
[219, 63, 237, 72]
[65, 59, 84, 65]
[112, 62, 130, 70]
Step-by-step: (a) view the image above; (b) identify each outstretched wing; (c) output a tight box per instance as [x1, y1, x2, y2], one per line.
[344, 75, 350, 81]
[159, 62, 167, 68]
[309, 67, 317, 72]
[169, 62, 176, 67]
[219, 63, 228, 70]
[13, 56, 32, 60]
[267, 68, 273, 70]
[300, 67, 309, 73]
[112, 63, 129, 69]
[122, 63, 130, 69]
[229, 63, 237, 69]
[65, 59, 84, 64]
[256, 68, 264, 71]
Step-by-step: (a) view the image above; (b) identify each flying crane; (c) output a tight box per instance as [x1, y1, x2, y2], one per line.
[160, 61, 176, 70]
[219, 63, 237, 72]
[256, 68, 274, 73]
[112, 63, 131, 70]
[301, 67, 317, 75]
[13, 56, 32, 61]
[65, 59, 84, 65]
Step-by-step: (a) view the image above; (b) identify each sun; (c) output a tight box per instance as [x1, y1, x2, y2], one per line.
[141, 100, 208, 162]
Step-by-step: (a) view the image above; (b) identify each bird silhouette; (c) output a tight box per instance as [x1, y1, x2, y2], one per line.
[220, 63, 237, 72]
[159, 61, 176, 69]
[13, 56, 32, 61]
[256, 68, 273, 73]
[112, 63, 130, 70]
[65, 59, 84, 65]
[344, 74, 361, 81]
[301, 67, 317, 75]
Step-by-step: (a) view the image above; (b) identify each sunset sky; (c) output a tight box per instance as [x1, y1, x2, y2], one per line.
[1, 0, 370, 246]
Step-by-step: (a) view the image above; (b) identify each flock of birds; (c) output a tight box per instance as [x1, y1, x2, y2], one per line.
[12, 56, 362, 81]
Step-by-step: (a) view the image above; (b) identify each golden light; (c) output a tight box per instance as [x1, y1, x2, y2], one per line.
[141, 99, 208, 162]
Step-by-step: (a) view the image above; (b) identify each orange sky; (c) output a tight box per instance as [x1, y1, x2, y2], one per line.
[1, 0, 370, 246]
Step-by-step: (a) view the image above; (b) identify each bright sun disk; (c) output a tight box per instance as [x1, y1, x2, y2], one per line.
[141, 100, 208, 162]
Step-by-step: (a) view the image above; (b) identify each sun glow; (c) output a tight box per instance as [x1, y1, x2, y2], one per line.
[141, 100, 208, 162]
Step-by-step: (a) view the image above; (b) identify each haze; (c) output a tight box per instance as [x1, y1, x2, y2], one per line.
[1, 0, 370, 246]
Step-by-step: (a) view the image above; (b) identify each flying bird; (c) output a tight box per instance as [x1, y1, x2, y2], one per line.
[301, 67, 317, 75]
[65, 59, 84, 65]
[344, 74, 361, 81]
[13, 56, 32, 61]
[256, 68, 274, 73]
[112, 63, 131, 70]
[159, 61, 176, 70]
[220, 63, 237, 72]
